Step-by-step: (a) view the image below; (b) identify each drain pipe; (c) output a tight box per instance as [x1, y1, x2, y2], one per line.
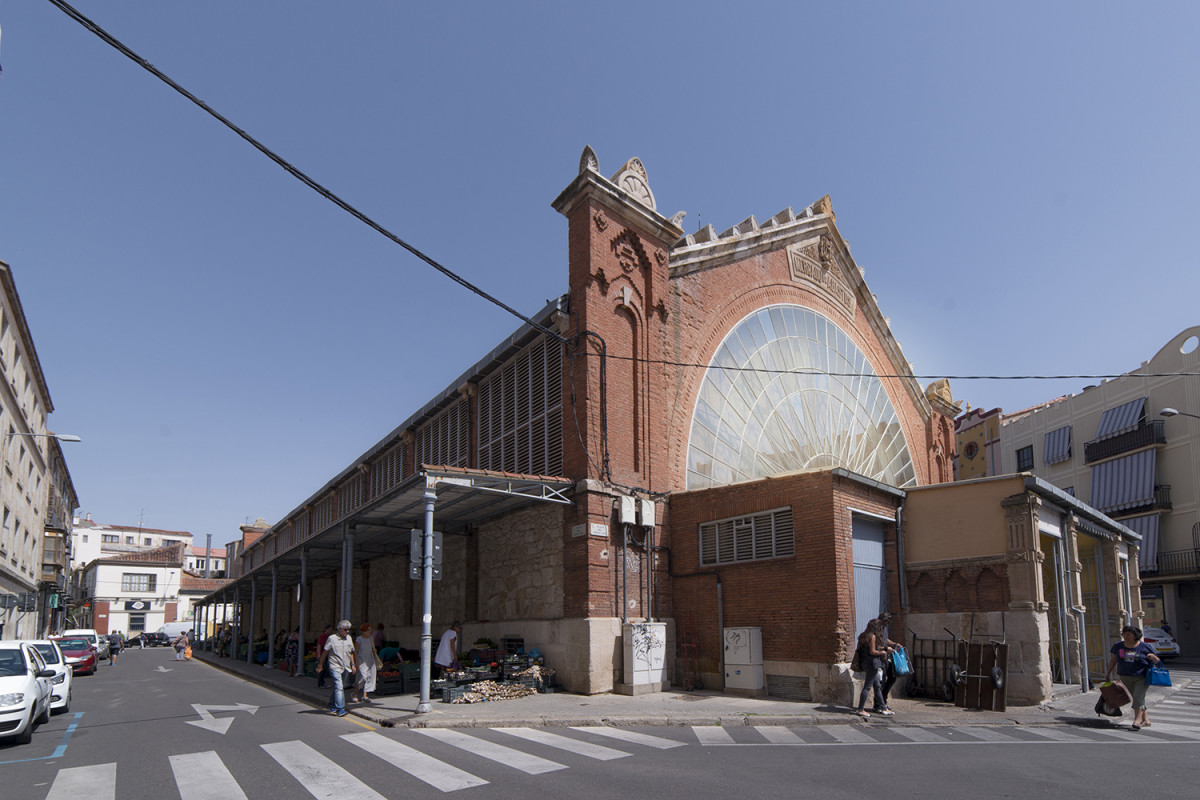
[895, 507, 908, 611]
[716, 573, 725, 685]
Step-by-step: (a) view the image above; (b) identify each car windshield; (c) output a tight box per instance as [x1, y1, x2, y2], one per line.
[56, 638, 90, 651]
[0, 650, 28, 677]
[31, 643, 61, 664]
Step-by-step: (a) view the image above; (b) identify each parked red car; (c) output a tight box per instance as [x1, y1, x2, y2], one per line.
[51, 637, 98, 676]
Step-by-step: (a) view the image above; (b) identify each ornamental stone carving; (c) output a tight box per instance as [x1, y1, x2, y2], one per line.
[786, 236, 856, 318]
[610, 157, 656, 211]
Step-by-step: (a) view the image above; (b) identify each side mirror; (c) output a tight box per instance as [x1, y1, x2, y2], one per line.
[37, 669, 56, 679]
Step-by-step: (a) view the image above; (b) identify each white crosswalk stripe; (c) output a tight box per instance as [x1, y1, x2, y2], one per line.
[754, 725, 804, 744]
[169, 751, 248, 800]
[1148, 723, 1200, 740]
[415, 728, 567, 774]
[572, 726, 687, 748]
[494, 727, 631, 760]
[692, 726, 736, 744]
[949, 726, 1021, 742]
[819, 724, 878, 744]
[343, 731, 489, 792]
[40, 702, 1200, 800]
[887, 726, 947, 743]
[998, 727, 1092, 743]
[45, 763, 115, 800]
[261, 740, 386, 800]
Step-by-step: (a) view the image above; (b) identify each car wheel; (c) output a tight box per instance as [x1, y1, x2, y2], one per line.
[14, 714, 34, 745]
[38, 700, 51, 725]
[940, 680, 956, 703]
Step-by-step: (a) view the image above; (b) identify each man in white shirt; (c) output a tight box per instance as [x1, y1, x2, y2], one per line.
[316, 620, 357, 716]
[434, 622, 461, 678]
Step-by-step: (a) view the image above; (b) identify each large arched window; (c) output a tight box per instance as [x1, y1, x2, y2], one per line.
[686, 305, 916, 489]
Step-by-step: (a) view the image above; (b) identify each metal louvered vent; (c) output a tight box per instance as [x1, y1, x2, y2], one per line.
[478, 334, 562, 476]
[765, 674, 811, 702]
[416, 397, 470, 468]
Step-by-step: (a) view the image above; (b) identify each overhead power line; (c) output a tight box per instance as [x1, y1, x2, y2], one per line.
[46, 0, 564, 344]
[45, 2, 1199, 389]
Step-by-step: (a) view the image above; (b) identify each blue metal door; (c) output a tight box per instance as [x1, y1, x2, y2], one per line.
[852, 515, 886, 638]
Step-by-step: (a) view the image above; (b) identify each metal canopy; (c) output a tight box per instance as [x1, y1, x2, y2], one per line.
[203, 467, 574, 601]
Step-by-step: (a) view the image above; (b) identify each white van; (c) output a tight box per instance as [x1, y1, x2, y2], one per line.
[62, 629, 109, 660]
[157, 622, 194, 640]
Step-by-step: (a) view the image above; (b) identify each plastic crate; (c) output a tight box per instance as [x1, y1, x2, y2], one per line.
[442, 685, 469, 703]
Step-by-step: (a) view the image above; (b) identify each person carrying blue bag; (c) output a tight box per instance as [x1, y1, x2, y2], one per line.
[874, 613, 906, 713]
[1104, 625, 1162, 730]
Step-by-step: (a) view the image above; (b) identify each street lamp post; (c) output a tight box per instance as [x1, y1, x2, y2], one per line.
[1160, 408, 1200, 421]
[4, 432, 83, 443]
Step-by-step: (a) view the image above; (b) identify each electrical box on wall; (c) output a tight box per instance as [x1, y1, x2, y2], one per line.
[639, 498, 655, 527]
[616, 496, 637, 525]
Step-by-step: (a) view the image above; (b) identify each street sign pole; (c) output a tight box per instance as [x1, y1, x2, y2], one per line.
[416, 487, 437, 714]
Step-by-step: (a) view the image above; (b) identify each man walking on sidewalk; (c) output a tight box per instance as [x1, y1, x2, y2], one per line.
[316, 620, 356, 716]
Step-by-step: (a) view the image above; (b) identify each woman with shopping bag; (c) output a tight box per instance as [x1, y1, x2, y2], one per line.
[1104, 625, 1162, 730]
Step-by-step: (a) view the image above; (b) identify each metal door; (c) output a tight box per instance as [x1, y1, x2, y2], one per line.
[852, 515, 886, 638]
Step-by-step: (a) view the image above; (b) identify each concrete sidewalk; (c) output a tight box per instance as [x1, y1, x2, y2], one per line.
[192, 649, 1193, 730]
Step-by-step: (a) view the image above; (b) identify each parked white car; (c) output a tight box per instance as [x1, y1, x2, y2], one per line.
[1143, 626, 1181, 657]
[0, 641, 54, 745]
[25, 640, 72, 714]
[62, 628, 109, 661]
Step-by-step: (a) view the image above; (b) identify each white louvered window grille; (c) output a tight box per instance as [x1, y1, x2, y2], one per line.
[370, 441, 408, 498]
[313, 495, 335, 533]
[338, 474, 366, 518]
[698, 507, 795, 566]
[477, 335, 562, 476]
[416, 398, 470, 469]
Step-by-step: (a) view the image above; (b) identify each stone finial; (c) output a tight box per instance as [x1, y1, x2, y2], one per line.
[669, 210, 687, 228]
[811, 194, 835, 221]
[610, 157, 656, 211]
[579, 145, 600, 175]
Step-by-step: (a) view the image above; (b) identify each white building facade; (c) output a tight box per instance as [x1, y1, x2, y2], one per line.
[998, 327, 1200, 656]
[0, 261, 77, 640]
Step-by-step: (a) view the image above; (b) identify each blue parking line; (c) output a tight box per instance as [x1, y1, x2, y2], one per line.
[0, 712, 84, 765]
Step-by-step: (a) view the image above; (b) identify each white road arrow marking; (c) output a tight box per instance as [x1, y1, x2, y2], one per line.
[155, 665, 173, 673]
[185, 703, 259, 734]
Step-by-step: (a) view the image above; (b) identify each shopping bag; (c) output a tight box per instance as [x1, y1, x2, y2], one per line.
[1146, 663, 1172, 687]
[891, 646, 913, 676]
[184, 646, 193, 660]
[1099, 680, 1132, 708]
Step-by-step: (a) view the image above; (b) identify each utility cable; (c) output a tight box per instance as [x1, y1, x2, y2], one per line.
[46, 0, 565, 345]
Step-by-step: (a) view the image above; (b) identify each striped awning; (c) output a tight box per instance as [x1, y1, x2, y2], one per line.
[1123, 514, 1160, 570]
[1090, 449, 1156, 513]
[1043, 425, 1072, 464]
[1094, 397, 1146, 441]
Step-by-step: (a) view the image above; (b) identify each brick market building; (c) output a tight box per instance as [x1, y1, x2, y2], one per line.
[199, 148, 966, 702]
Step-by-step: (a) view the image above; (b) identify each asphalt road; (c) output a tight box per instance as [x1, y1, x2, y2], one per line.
[4, 647, 1199, 800]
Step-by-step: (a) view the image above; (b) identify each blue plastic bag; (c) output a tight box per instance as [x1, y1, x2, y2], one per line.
[891, 646, 913, 676]
[1146, 663, 1171, 687]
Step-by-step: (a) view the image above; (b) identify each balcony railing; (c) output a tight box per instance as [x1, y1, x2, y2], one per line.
[1084, 420, 1166, 463]
[1142, 548, 1200, 578]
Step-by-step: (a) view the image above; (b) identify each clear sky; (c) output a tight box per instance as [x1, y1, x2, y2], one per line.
[2, 2, 1198, 548]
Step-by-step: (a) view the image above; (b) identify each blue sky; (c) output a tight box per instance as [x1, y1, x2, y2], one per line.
[2, 2, 1197, 546]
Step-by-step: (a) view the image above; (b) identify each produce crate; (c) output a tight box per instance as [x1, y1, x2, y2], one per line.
[442, 685, 469, 703]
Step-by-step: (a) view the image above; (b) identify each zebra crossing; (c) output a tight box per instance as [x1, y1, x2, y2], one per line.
[38, 703, 1200, 799]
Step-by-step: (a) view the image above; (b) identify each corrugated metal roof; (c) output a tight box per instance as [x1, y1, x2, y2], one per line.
[1094, 397, 1146, 441]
